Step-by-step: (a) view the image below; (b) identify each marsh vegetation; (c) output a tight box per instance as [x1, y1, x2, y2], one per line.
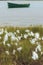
[0, 26, 43, 65]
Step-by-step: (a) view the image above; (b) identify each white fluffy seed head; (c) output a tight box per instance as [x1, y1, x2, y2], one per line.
[30, 31, 34, 36]
[15, 43, 18, 46]
[4, 34, 8, 42]
[17, 47, 22, 52]
[11, 34, 16, 41]
[0, 36, 1, 39]
[25, 29, 30, 33]
[8, 32, 13, 36]
[13, 49, 16, 55]
[3, 41, 5, 45]
[5, 29, 8, 34]
[32, 51, 38, 60]
[35, 33, 39, 39]
[36, 42, 39, 45]
[7, 43, 11, 47]
[30, 38, 36, 44]
[5, 51, 9, 55]
[0, 28, 4, 35]
[15, 37, 19, 42]
[28, 33, 31, 36]
[18, 36, 22, 40]
[39, 37, 41, 40]
[24, 34, 28, 39]
[35, 44, 41, 52]
[14, 32, 16, 35]
[41, 52, 43, 55]
[16, 30, 20, 33]
[42, 37, 43, 40]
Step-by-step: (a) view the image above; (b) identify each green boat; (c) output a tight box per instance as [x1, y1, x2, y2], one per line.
[8, 2, 30, 8]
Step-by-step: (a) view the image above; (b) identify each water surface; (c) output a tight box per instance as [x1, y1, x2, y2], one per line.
[0, 1, 43, 26]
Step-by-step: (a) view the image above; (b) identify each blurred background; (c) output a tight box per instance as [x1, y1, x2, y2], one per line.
[0, 1, 43, 26]
[0, 0, 43, 1]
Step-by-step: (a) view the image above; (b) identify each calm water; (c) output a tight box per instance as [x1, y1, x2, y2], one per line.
[0, 1, 43, 26]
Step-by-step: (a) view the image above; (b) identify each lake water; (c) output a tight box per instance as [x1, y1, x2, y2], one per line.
[0, 1, 43, 26]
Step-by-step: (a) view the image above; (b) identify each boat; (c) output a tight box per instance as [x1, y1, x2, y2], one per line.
[8, 2, 30, 8]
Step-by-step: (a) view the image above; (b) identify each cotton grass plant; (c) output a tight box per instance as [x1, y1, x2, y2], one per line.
[0, 26, 43, 65]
